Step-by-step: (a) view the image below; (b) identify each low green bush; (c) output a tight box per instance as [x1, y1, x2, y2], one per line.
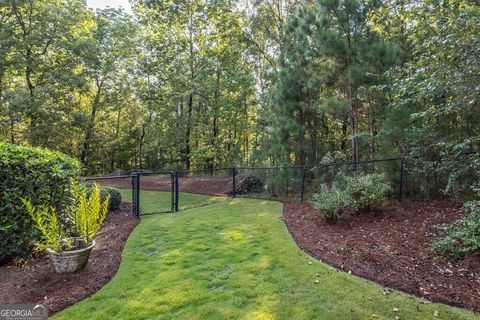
[235, 176, 264, 194]
[81, 183, 122, 211]
[345, 173, 390, 211]
[102, 186, 122, 210]
[310, 173, 390, 220]
[311, 184, 352, 220]
[432, 201, 480, 260]
[0, 143, 80, 263]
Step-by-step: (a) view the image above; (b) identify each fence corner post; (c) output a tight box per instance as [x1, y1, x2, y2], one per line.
[174, 170, 179, 211]
[398, 158, 405, 202]
[232, 166, 236, 198]
[300, 166, 306, 202]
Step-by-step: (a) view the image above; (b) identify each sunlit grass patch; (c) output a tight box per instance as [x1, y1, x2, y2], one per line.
[54, 198, 479, 320]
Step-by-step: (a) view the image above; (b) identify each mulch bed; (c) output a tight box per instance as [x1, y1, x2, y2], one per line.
[0, 203, 138, 315]
[283, 200, 480, 312]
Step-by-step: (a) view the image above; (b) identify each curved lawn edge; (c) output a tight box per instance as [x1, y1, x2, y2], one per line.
[0, 204, 138, 316]
[282, 200, 480, 312]
[53, 198, 479, 320]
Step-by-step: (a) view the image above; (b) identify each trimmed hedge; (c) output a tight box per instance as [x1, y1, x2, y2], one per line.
[102, 186, 122, 210]
[0, 143, 80, 263]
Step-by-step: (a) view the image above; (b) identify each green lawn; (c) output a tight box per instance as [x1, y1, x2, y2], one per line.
[54, 198, 479, 320]
[118, 189, 224, 214]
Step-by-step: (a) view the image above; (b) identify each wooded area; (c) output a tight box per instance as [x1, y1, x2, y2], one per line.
[0, 0, 478, 174]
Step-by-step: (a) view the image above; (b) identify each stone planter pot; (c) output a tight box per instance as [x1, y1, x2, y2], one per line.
[46, 238, 95, 274]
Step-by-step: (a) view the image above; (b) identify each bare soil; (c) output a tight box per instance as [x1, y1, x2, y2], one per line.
[0, 204, 138, 315]
[283, 200, 480, 312]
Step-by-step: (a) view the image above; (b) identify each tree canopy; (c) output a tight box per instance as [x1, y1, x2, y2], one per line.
[0, 0, 478, 174]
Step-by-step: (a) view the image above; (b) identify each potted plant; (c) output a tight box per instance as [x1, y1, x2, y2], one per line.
[22, 184, 109, 273]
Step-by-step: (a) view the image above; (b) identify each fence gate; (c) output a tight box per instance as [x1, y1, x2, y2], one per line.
[133, 172, 176, 216]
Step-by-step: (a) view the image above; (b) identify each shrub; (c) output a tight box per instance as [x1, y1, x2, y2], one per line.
[345, 173, 390, 211]
[102, 186, 122, 210]
[310, 173, 390, 220]
[432, 201, 480, 260]
[235, 176, 264, 194]
[311, 184, 352, 220]
[0, 143, 80, 263]
[82, 183, 122, 211]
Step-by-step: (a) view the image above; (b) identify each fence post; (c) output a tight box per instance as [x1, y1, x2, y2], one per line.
[232, 166, 236, 198]
[170, 171, 175, 212]
[134, 173, 141, 217]
[131, 174, 136, 216]
[300, 166, 306, 201]
[398, 158, 405, 202]
[174, 170, 179, 211]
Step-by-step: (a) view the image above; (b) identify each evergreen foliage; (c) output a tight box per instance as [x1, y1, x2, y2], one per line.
[0, 143, 79, 263]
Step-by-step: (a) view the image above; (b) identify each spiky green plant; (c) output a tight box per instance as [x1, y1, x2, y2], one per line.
[21, 198, 73, 252]
[22, 183, 109, 252]
[73, 183, 109, 246]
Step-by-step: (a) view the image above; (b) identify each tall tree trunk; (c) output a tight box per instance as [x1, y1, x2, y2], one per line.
[185, 93, 193, 170]
[341, 114, 348, 152]
[111, 104, 122, 171]
[347, 80, 358, 168]
[211, 69, 220, 169]
[184, 7, 195, 171]
[81, 80, 102, 166]
[295, 103, 306, 165]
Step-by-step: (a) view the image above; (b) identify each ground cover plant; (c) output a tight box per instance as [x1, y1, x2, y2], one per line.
[433, 200, 480, 260]
[53, 198, 478, 319]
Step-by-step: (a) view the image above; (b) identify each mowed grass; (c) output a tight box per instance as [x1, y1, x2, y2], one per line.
[118, 189, 224, 214]
[53, 198, 479, 320]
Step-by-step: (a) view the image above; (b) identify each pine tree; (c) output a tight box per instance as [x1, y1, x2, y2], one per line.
[313, 0, 397, 166]
[272, 0, 397, 166]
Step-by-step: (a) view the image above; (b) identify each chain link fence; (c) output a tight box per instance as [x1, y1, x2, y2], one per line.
[81, 152, 479, 217]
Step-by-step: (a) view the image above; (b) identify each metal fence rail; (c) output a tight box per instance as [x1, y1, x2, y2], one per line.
[81, 152, 479, 217]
